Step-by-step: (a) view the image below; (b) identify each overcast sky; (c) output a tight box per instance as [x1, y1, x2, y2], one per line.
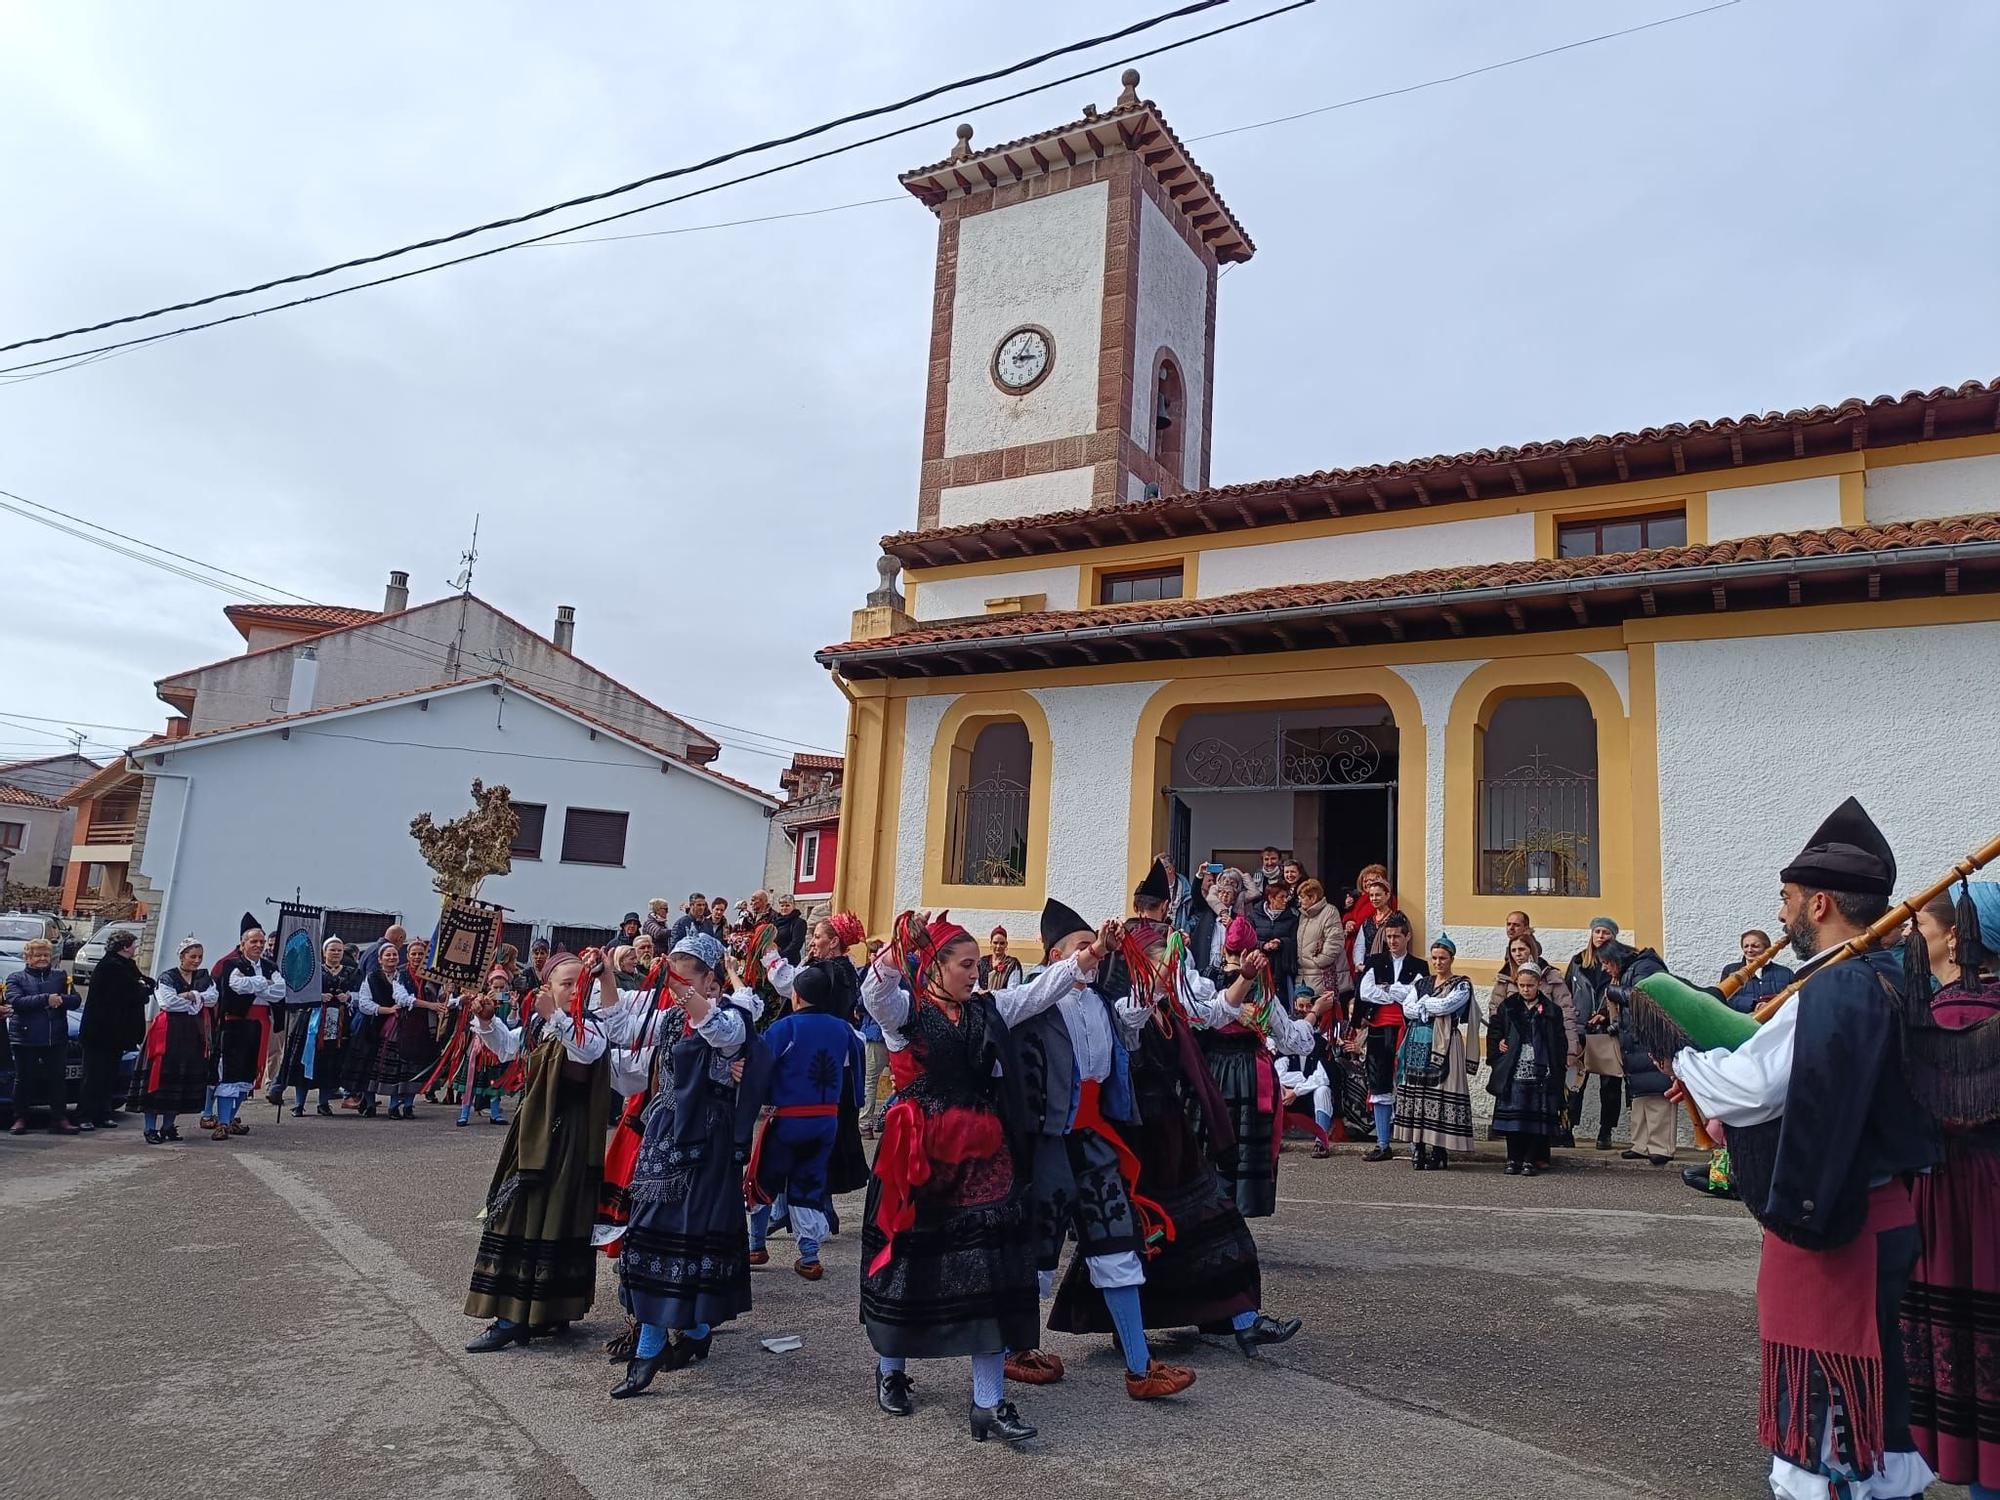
[1, 0, 1995, 788]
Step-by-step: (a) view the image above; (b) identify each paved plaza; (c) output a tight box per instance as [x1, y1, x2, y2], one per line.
[1, 1121, 1967, 1500]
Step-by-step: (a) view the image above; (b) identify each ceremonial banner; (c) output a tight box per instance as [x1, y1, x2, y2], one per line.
[274, 902, 324, 1008]
[430, 895, 506, 983]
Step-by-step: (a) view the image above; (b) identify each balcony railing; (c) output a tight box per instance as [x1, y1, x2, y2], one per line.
[81, 820, 137, 844]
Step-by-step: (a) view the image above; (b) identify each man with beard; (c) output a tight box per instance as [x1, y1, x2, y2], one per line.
[1671, 799, 1941, 1500]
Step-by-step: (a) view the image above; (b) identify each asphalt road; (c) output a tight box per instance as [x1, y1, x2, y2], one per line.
[0, 1114, 1967, 1500]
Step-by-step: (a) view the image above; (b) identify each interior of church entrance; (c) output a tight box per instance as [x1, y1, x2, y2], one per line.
[1164, 702, 1398, 900]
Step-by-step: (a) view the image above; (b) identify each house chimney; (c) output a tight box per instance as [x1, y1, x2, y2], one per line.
[165, 717, 189, 740]
[384, 569, 410, 613]
[287, 646, 319, 714]
[553, 605, 576, 652]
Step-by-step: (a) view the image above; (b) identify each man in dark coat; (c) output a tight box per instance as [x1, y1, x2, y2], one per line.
[79, 929, 150, 1127]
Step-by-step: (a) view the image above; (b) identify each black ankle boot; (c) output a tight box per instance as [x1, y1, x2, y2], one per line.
[610, 1352, 666, 1399]
[1234, 1312, 1303, 1357]
[659, 1330, 711, 1370]
[464, 1321, 531, 1354]
[876, 1367, 915, 1416]
[969, 1398, 1037, 1444]
[1411, 1146, 1429, 1171]
[1431, 1148, 1449, 1171]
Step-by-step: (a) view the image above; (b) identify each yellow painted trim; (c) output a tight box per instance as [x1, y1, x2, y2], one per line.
[919, 690, 1053, 911]
[1685, 490, 1710, 545]
[904, 579, 919, 617]
[1076, 550, 1199, 611]
[829, 682, 906, 941]
[905, 451, 1868, 586]
[1126, 669, 1430, 942]
[1620, 591, 2000, 645]
[1839, 470, 1866, 527]
[1442, 657, 1634, 936]
[874, 628, 1629, 699]
[1862, 431, 2000, 469]
[1627, 642, 1665, 955]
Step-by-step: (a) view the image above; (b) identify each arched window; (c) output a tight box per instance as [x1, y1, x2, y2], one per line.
[1152, 354, 1186, 485]
[945, 719, 1031, 887]
[1475, 690, 1600, 897]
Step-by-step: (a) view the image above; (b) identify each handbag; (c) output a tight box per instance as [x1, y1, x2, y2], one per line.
[1583, 1033, 1623, 1075]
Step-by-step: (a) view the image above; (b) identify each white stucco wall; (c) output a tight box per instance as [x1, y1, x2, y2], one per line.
[937, 468, 1096, 529]
[1198, 513, 1537, 600]
[1655, 621, 2000, 970]
[911, 564, 1083, 622]
[1032, 679, 1161, 907]
[1706, 475, 1842, 542]
[942, 182, 1107, 460]
[1865, 452, 2000, 524]
[1128, 194, 1209, 490]
[1391, 661, 1477, 955]
[134, 686, 771, 963]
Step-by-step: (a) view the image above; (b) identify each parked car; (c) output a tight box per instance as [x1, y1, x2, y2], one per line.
[74, 921, 146, 986]
[0, 1010, 140, 1122]
[0, 912, 62, 971]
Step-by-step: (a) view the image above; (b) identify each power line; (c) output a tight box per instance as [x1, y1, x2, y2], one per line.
[0, 0, 1314, 377]
[0, 2, 1238, 359]
[0, 487, 307, 603]
[1185, 0, 1744, 144]
[530, 196, 904, 250]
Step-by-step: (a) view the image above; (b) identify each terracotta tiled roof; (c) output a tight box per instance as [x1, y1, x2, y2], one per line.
[0, 783, 63, 810]
[885, 378, 2000, 567]
[134, 676, 779, 808]
[223, 602, 381, 637]
[786, 753, 844, 771]
[822, 515, 2000, 675]
[157, 594, 722, 761]
[899, 93, 1253, 263]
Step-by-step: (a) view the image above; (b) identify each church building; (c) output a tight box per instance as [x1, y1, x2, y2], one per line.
[817, 71, 2000, 980]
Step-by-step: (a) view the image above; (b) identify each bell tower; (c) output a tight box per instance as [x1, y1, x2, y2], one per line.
[899, 69, 1254, 531]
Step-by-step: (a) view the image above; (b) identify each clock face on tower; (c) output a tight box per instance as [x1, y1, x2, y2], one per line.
[991, 325, 1053, 394]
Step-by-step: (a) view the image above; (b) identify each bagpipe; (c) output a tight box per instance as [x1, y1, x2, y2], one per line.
[1633, 830, 2000, 1144]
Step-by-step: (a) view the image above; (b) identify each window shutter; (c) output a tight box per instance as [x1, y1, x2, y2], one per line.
[560, 808, 628, 865]
[510, 802, 547, 859]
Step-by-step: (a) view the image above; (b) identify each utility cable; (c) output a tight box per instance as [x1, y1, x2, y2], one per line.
[0, 2, 1237, 358]
[0, 0, 1314, 377]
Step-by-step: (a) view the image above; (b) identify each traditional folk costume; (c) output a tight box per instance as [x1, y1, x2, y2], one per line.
[463, 970, 615, 1351]
[1049, 872, 1302, 1360]
[859, 913, 1041, 1444]
[1191, 915, 1318, 1218]
[606, 933, 772, 1398]
[370, 967, 440, 1117]
[457, 977, 516, 1127]
[1897, 891, 2000, 1499]
[1392, 937, 1474, 1168]
[748, 963, 864, 1277]
[342, 967, 415, 1117]
[1355, 943, 1428, 1160]
[139, 939, 214, 1141]
[280, 948, 354, 1116]
[1004, 898, 1195, 1400]
[212, 914, 285, 1140]
[1674, 800, 1942, 1500]
[1486, 988, 1566, 1174]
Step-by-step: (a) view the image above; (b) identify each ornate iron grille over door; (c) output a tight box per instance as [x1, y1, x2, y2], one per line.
[1477, 748, 1598, 897]
[1172, 719, 1389, 792]
[947, 771, 1028, 886]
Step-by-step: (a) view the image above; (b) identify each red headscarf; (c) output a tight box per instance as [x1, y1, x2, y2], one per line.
[827, 911, 866, 949]
[1224, 914, 1260, 955]
[913, 911, 971, 970]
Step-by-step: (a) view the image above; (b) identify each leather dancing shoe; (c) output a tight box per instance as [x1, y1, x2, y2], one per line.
[1234, 1313, 1302, 1358]
[658, 1330, 711, 1370]
[606, 1320, 638, 1363]
[464, 1321, 531, 1354]
[1125, 1360, 1196, 1400]
[876, 1367, 916, 1416]
[793, 1257, 824, 1281]
[747, 1248, 770, 1267]
[609, 1353, 666, 1399]
[1003, 1349, 1064, 1385]
[1361, 1145, 1393, 1162]
[969, 1398, 1037, 1445]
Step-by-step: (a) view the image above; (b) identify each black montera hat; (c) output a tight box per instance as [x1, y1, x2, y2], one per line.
[1779, 797, 1895, 897]
[1039, 898, 1093, 950]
